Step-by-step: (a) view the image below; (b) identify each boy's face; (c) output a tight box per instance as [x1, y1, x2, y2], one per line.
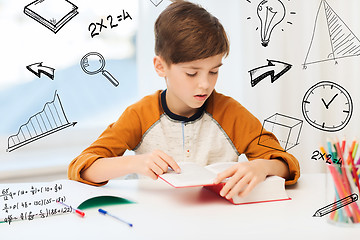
[154, 54, 223, 117]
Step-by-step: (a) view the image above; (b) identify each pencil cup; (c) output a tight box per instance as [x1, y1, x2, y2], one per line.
[325, 164, 360, 226]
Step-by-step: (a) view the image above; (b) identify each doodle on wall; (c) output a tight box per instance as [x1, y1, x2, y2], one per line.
[24, 0, 78, 34]
[26, 62, 55, 80]
[245, 0, 296, 47]
[258, 113, 302, 152]
[302, 81, 353, 132]
[88, 10, 133, 38]
[150, 0, 164, 7]
[80, 52, 120, 87]
[257, 0, 285, 47]
[313, 193, 358, 217]
[303, 0, 360, 68]
[248, 59, 292, 87]
[7, 91, 77, 152]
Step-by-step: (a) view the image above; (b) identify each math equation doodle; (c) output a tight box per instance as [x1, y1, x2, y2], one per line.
[0, 180, 133, 225]
[88, 10, 132, 38]
[0, 182, 67, 224]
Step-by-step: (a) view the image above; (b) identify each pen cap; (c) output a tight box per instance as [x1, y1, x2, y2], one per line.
[98, 208, 107, 215]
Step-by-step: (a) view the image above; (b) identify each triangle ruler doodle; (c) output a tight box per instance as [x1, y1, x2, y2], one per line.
[303, 0, 360, 67]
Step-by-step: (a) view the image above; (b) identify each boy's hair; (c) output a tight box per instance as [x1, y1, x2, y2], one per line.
[154, 0, 229, 65]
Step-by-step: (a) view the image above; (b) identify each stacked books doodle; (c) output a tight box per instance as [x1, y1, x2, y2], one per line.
[24, 0, 78, 33]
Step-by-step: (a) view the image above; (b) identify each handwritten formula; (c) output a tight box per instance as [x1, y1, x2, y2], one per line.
[0, 182, 69, 225]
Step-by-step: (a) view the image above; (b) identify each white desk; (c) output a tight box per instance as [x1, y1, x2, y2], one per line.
[0, 174, 358, 240]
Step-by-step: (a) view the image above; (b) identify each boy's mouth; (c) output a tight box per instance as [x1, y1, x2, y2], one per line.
[194, 94, 208, 101]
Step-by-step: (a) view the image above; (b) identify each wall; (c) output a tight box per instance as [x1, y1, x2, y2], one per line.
[137, 0, 360, 174]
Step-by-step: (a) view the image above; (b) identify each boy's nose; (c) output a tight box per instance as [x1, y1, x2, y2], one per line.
[198, 76, 210, 89]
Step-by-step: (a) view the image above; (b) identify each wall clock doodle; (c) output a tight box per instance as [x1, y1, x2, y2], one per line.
[302, 81, 353, 132]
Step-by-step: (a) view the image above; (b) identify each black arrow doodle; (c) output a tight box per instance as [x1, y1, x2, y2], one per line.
[26, 62, 55, 80]
[249, 59, 292, 87]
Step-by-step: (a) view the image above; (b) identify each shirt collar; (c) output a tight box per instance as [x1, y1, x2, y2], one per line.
[161, 89, 207, 122]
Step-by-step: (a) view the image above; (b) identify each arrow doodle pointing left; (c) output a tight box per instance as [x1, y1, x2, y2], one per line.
[26, 62, 55, 80]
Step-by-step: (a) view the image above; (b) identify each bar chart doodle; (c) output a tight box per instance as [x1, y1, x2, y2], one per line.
[303, 0, 360, 68]
[7, 91, 77, 152]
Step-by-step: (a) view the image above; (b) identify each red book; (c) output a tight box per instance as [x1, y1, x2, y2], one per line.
[159, 162, 291, 204]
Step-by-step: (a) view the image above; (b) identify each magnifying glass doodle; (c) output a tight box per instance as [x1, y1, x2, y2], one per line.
[80, 52, 119, 87]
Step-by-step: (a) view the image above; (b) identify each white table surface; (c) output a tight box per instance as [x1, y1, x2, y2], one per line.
[1, 173, 359, 240]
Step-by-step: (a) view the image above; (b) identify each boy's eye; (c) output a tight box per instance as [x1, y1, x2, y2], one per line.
[186, 72, 197, 77]
[210, 71, 218, 75]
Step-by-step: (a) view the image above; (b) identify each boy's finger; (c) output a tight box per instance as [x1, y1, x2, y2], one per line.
[153, 157, 169, 173]
[225, 175, 251, 199]
[156, 150, 181, 173]
[219, 170, 243, 197]
[237, 178, 258, 198]
[149, 161, 165, 176]
[214, 165, 237, 184]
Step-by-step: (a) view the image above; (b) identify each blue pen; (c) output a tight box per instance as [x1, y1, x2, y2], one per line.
[98, 208, 133, 227]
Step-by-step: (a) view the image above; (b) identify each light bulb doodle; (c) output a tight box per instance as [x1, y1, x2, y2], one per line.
[257, 0, 285, 47]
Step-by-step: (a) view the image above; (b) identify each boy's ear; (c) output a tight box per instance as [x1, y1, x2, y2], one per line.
[153, 56, 167, 77]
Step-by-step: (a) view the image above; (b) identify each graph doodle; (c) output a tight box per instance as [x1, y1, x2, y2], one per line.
[26, 62, 55, 80]
[7, 91, 77, 152]
[248, 59, 292, 87]
[24, 0, 78, 34]
[303, 0, 360, 68]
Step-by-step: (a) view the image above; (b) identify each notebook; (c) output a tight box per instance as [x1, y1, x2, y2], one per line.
[24, 0, 78, 33]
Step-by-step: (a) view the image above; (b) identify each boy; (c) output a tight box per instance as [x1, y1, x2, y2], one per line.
[68, 1, 300, 200]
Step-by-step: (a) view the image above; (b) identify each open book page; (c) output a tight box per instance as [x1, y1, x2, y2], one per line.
[204, 162, 238, 174]
[159, 162, 218, 188]
[230, 176, 289, 204]
[0, 180, 134, 224]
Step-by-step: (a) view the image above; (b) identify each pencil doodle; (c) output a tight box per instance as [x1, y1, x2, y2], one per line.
[7, 91, 77, 152]
[258, 113, 302, 152]
[26, 62, 55, 80]
[150, 0, 163, 7]
[248, 59, 292, 87]
[245, 0, 296, 47]
[24, 0, 78, 34]
[80, 52, 119, 87]
[302, 81, 353, 132]
[313, 193, 358, 217]
[88, 10, 133, 38]
[303, 0, 360, 68]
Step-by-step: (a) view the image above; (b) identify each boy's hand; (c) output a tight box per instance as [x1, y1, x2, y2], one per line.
[213, 160, 268, 199]
[133, 150, 181, 180]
